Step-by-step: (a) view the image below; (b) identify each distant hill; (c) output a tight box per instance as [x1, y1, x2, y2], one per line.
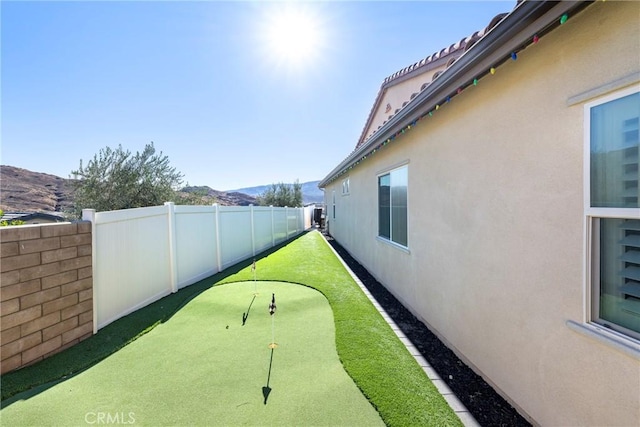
[229, 180, 324, 205]
[0, 165, 323, 213]
[0, 165, 75, 214]
[0, 165, 257, 213]
[179, 186, 256, 206]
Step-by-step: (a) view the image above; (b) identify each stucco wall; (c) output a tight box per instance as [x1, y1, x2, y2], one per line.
[0, 222, 93, 374]
[324, 2, 640, 425]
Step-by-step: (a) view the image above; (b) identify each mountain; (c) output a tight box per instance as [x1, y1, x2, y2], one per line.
[0, 165, 323, 212]
[0, 165, 75, 214]
[179, 186, 256, 206]
[0, 165, 257, 213]
[229, 180, 324, 205]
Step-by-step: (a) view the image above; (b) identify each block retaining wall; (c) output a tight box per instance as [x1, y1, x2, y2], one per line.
[0, 222, 93, 374]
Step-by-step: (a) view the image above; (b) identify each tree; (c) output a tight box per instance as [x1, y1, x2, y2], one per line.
[71, 143, 184, 217]
[256, 180, 303, 207]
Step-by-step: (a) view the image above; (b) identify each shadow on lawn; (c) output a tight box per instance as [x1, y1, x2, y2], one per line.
[262, 348, 275, 405]
[1, 231, 310, 405]
[242, 294, 257, 326]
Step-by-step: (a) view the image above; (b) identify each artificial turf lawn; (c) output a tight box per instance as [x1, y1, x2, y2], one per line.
[1, 230, 462, 426]
[1, 282, 383, 426]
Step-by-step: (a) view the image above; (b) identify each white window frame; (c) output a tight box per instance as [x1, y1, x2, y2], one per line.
[377, 163, 408, 249]
[580, 83, 640, 355]
[332, 190, 336, 220]
[342, 178, 350, 195]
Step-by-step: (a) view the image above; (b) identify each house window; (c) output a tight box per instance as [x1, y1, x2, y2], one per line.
[332, 190, 336, 220]
[342, 178, 350, 195]
[586, 86, 640, 341]
[378, 165, 408, 247]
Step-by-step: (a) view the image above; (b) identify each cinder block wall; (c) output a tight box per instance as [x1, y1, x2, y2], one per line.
[0, 222, 93, 374]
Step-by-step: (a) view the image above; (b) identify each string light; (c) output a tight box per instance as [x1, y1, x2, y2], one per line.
[324, 13, 566, 185]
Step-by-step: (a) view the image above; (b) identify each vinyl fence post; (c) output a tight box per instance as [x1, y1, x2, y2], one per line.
[165, 202, 178, 293]
[82, 209, 98, 334]
[303, 207, 307, 231]
[250, 204, 255, 256]
[214, 203, 222, 272]
[299, 207, 303, 233]
[285, 206, 289, 239]
[270, 205, 275, 247]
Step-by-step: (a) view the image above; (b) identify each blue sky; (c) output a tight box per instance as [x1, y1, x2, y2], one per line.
[2, 1, 513, 191]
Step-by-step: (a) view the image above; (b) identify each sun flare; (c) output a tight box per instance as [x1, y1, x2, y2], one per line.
[262, 6, 325, 69]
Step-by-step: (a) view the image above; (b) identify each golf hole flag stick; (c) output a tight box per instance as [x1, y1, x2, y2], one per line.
[268, 293, 277, 348]
[269, 293, 276, 315]
[252, 259, 257, 295]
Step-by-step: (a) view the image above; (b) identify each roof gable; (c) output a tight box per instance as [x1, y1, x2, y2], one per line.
[320, 1, 593, 188]
[356, 12, 508, 149]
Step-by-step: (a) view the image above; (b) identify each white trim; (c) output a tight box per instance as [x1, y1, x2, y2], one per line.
[568, 72, 640, 106]
[583, 85, 640, 342]
[583, 215, 591, 323]
[583, 83, 640, 215]
[332, 190, 336, 221]
[566, 320, 640, 360]
[586, 208, 640, 218]
[583, 83, 640, 111]
[376, 159, 410, 177]
[341, 177, 350, 196]
[377, 164, 409, 249]
[376, 236, 411, 254]
[583, 94, 591, 215]
[589, 217, 600, 324]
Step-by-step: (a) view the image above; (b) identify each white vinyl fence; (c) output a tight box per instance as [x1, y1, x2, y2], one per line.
[83, 204, 314, 331]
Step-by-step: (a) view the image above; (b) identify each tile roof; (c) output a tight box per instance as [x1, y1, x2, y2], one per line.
[355, 12, 509, 149]
[320, 1, 593, 189]
[1, 211, 67, 223]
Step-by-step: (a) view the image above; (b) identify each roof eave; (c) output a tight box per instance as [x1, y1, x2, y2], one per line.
[319, 0, 590, 189]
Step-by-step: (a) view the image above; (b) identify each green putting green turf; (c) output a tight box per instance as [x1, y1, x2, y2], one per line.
[1, 281, 384, 426]
[2, 231, 462, 426]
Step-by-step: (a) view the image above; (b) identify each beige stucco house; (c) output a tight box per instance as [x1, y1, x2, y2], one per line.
[319, 1, 640, 425]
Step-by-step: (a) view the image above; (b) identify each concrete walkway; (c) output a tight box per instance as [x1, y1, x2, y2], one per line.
[322, 236, 480, 427]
